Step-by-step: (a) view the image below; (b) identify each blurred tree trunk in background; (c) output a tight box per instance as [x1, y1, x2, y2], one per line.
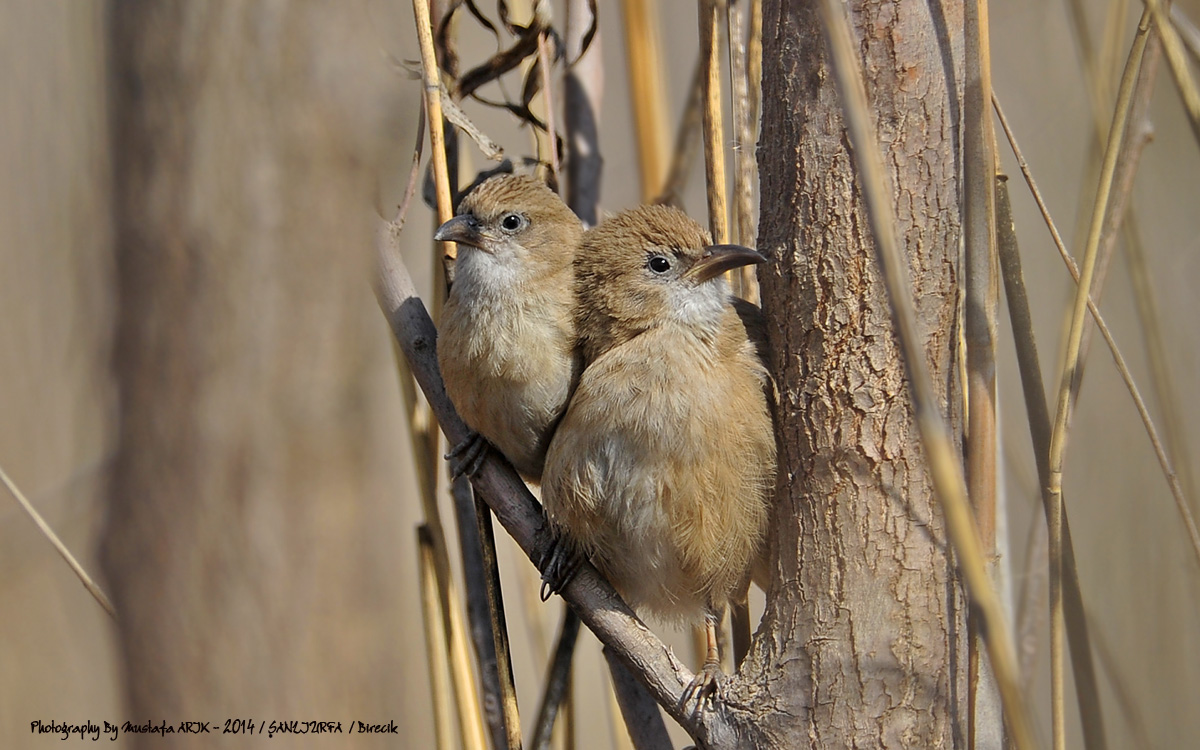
[101, 4, 420, 746]
[735, 1, 968, 746]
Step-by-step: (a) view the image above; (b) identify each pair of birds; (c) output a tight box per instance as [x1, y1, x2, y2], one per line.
[434, 174, 776, 698]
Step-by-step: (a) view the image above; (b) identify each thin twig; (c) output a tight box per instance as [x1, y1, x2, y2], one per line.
[393, 102, 427, 228]
[1, 463, 116, 619]
[817, 3, 1039, 748]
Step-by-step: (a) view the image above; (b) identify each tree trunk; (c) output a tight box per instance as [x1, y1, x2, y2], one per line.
[101, 4, 421, 747]
[730, 1, 967, 747]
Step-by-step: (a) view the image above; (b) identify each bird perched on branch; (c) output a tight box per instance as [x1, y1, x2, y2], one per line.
[541, 204, 776, 701]
[435, 174, 583, 481]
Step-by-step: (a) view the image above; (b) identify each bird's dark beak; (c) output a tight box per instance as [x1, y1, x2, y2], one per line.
[686, 244, 767, 284]
[434, 215, 484, 248]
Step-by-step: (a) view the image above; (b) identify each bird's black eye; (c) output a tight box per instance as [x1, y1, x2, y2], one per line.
[500, 213, 526, 232]
[648, 254, 672, 274]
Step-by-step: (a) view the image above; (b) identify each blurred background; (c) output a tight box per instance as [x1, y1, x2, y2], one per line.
[1, 0, 1197, 748]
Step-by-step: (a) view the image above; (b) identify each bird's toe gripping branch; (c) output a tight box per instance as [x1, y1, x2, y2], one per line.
[538, 532, 585, 601]
[445, 430, 490, 478]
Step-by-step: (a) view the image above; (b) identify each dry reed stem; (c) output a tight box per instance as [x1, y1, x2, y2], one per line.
[747, 0, 762, 143]
[1045, 20, 1146, 750]
[565, 0, 604, 226]
[451, 478, 509, 750]
[419, 525, 457, 750]
[1, 463, 116, 619]
[994, 90, 1200, 571]
[538, 29, 562, 189]
[963, 0, 1003, 742]
[994, 168, 1108, 750]
[1064, 20, 1162, 427]
[620, 0, 671, 199]
[603, 648, 673, 750]
[727, 0, 760, 303]
[699, 0, 730, 248]
[412, 2, 489, 748]
[475, 498, 523, 750]
[530, 610, 581, 750]
[1080, 10, 1198, 518]
[1064, 0, 1197, 526]
[817, 2, 1038, 748]
[1144, 0, 1200, 147]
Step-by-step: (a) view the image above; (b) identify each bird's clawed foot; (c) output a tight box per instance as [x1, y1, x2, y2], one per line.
[445, 431, 490, 478]
[538, 533, 584, 601]
[681, 660, 724, 712]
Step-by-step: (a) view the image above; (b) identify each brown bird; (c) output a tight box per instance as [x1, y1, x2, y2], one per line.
[435, 174, 583, 481]
[541, 204, 776, 700]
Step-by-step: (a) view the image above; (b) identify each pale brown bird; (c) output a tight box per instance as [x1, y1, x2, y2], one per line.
[434, 174, 583, 481]
[541, 204, 776, 700]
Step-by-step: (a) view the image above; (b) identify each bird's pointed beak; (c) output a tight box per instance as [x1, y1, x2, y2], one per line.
[685, 244, 767, 284]
[434, 215, 484, 248]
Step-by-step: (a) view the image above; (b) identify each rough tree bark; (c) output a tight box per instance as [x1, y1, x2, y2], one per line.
[101, 4, 419, 747]
[727, 1, 968, 747]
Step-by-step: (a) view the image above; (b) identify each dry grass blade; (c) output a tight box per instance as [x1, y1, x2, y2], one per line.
[620, 0, 670, 199]
[995, 171, 1108, 750]
[1144, 0, 1200, 147]
[817, 2, 1039, 748]
[418, 525, 457, 750]
[1, 463, 116, 619]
